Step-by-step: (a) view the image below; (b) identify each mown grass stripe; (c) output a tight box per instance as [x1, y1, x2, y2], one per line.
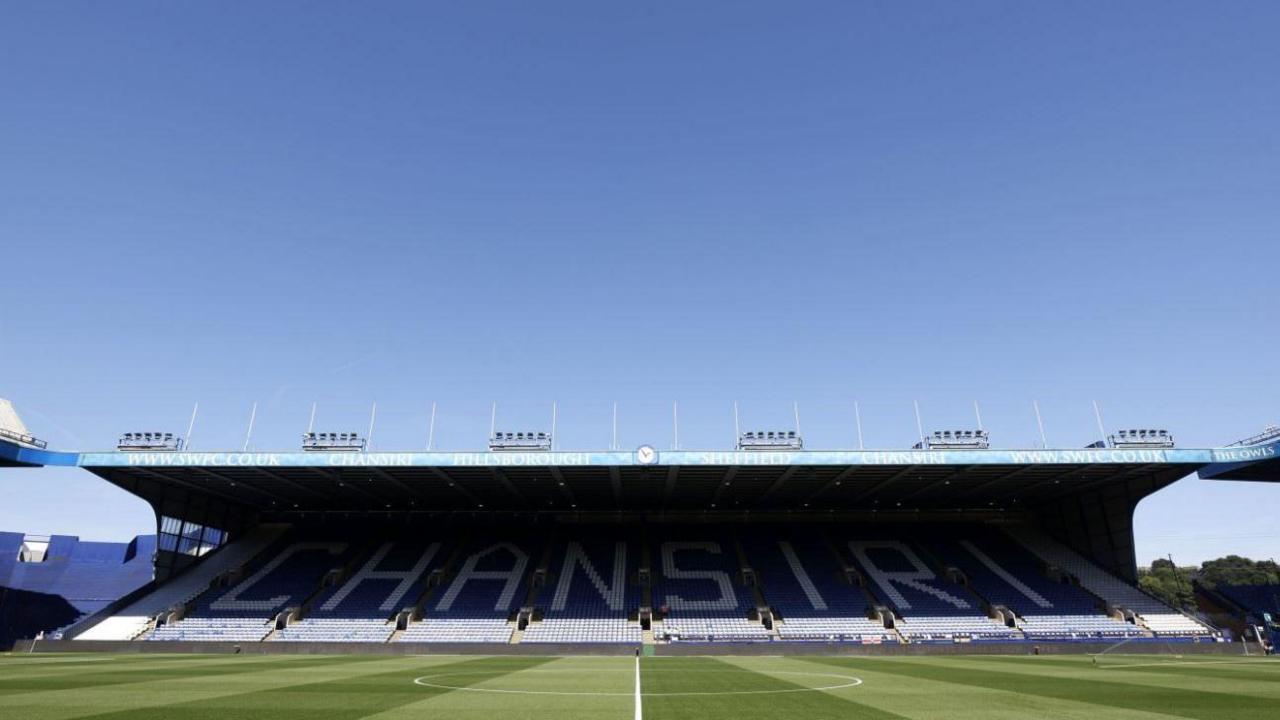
[0, 656, 458, 720]
[0, 654, 383, 698]
[0, 652, 336, 680]
[948, 655, 1280, 688]
[807, 656, 1278, 720]
[71, 655, 558, 720]
[641, 656, 910, 719]
[894, 654, 1280, 699]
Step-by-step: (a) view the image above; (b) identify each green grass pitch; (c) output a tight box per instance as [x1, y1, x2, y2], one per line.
[1, 652, 1278, 719]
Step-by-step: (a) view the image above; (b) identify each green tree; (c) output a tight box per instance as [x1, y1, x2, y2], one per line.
[1198, 556, 1280, 588]
[1138, 560, 1195, 610]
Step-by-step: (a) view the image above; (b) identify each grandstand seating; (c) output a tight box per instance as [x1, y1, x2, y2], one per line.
[77, 524, 286, 641]
[522, 535, 642, 644]
[146, 530, 354, 641]
[273, 618, 394, 643]
[272, 537, 444, 643]
[653, 534, 769, 641]
[394, 536, 538, 643]
[148, 617, 274, 642]
[1217, 584, 1280, 622]
[746, 533, 896, 643]
[58, 521, 1219, 647]
[1008, 528, 1216, 638]
[835, 534, 1020, 641]
[522, 618, 641, 644]
[926, 532, 1142, 639]
[398, 617, 513, 643]
[1018, 614, 1145, 640]
[893, 615, 1020, 642]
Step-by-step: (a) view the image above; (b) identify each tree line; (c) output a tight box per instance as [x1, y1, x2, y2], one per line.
[1137, 555, 1280, 610]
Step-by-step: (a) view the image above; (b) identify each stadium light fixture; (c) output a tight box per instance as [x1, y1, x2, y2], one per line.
[1108, 429, 1175, 449]
[302, 432, 367, 452]
[737, 430, 803, 451]
[914, 429, 990, 450]
[489, 431, 553, 451]
[116, 432, 184, 452]
[733, 403, 805, 451]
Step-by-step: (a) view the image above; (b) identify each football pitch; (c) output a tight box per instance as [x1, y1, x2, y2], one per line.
[1, 652, 1278, 719]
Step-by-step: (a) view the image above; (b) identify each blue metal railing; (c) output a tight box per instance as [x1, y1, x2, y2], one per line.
[0, 427, 47, 449]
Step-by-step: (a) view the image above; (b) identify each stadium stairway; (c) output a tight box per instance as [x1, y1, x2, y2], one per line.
[73, 524, 287, 641]
[818, 532, 893, 614]
[405, 531, 471, 623]
[1007, 527, 1218, 639]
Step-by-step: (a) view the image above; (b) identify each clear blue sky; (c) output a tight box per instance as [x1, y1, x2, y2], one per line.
[2, 2, 1277, 564]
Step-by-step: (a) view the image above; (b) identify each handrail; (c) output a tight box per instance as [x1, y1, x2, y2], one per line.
[0, 427, 47, 449]
[1227, 426, 1280, 447]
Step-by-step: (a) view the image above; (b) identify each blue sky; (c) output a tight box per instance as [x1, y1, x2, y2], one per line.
[1, 2, 1277, 564]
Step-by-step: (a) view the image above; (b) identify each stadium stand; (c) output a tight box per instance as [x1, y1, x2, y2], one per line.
[60, 522, 1221, 648]
[75, 524, 285, 640]
[652, 533, 770, 642]
[521, 534, 643, 644]
[147, 530, 354, 642]
[1008, 528, 1216, 638]
[273, 536, 445, 643]
[1216, 584, 1280, 622]
[836, 534, 1021, 642]
[395, 536, 538, 644]
[926, 532, 1145, 639]
[0, 530, 155, 645]
[746, 533, 896, 643]
[7, 394, 1263, 654]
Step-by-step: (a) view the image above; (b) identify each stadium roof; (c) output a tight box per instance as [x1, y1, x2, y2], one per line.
[4, 441, 1277, 516]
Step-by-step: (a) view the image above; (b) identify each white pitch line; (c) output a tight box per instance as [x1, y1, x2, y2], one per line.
[634, 654, 643, 720]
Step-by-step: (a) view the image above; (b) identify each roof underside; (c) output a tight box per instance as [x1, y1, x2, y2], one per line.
[87, 461, 1200, 517]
